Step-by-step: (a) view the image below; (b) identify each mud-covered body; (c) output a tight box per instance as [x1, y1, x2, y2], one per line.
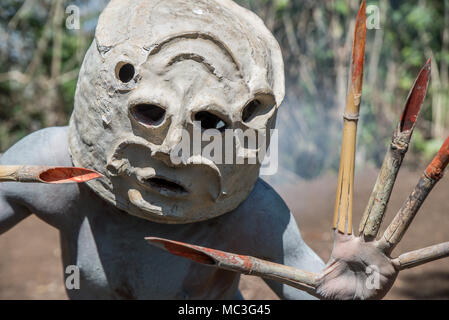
[0, 127, 324, 299]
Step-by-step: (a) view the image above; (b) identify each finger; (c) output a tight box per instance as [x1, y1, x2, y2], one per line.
[359, 59, 431, 241]
[0, 165, 102, 183]
[392, 242, 449, 270]
[378, 136, 449, 254]
[333, 0, 366, 235]
[145, 237, 319, 297]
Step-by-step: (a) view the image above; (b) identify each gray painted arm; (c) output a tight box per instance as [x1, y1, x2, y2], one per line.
[0, 189, 30, 235]
[246, 180, 325, 300]
[262, 214, 325, 300]
[0, 154, 31, 235]
[0, 127, 71, 234]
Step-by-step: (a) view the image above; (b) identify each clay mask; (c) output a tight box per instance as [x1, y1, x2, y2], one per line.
[68, 0, 285, 223]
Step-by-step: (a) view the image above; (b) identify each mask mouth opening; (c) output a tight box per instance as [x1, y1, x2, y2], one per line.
[143, 177, 188, 195]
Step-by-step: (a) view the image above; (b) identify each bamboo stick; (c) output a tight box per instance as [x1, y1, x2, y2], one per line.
[379, 136, 449, 254]
[146, 237, 320, 298]
[0, 165, 102, 183]
[0, 166, 22, 182]
[393, 242, 449, 270]
[359, 60, 431, 241]
[333, 0, 366, 234]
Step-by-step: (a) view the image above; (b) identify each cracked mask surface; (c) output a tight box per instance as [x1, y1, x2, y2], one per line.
[68, 0, 285, 223]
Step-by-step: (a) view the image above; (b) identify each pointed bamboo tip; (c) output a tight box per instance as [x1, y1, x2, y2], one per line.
[39, 167, 103, 184]
[425, 136, 449, 180]
[351, 0, 367, 88]
[145, 237, 168, 251]
[358, 0, 367, 17]
[355, 1, 367, 26]
[399, 59, 432, 133]
[145, 237, 215, 265]
[354, 0, 367, 30]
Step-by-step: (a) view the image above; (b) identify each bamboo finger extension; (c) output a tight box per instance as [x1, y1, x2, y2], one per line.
[358, 60, 431, 240]
[333, 0, 367, 234]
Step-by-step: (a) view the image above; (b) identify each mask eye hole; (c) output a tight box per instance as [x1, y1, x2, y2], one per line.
[194, 111, 228, 132]
[116, 62, 135, 83]
[131, 104, 166, 126]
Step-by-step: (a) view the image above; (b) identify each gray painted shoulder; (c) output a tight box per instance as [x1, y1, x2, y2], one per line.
[0, 126, 71, 166]
[0, 127, 78, 228]
[237, 177, 292, 226]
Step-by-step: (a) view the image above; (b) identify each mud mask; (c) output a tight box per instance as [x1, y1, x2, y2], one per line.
[68, 0, 285, 223]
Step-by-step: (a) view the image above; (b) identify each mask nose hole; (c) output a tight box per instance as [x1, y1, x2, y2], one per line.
[130, 104, 166, 127]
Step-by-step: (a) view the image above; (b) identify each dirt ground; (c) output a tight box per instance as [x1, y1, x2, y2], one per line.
[1, 168, 449, 300]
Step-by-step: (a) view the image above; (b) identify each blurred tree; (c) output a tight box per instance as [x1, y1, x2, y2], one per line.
[0, 0, 103, 151]
[237, 0, 449, 178]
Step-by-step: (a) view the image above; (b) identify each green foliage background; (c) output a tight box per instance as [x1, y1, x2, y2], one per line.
[1, 0, 448, 179]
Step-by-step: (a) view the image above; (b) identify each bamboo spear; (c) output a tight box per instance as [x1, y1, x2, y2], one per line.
[0, 165, 102, 184]
[378, 135, 449, 254]
[146, 237, 320, 298]
[359, 60, 431, 241]
[333, 0, 366, 234]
